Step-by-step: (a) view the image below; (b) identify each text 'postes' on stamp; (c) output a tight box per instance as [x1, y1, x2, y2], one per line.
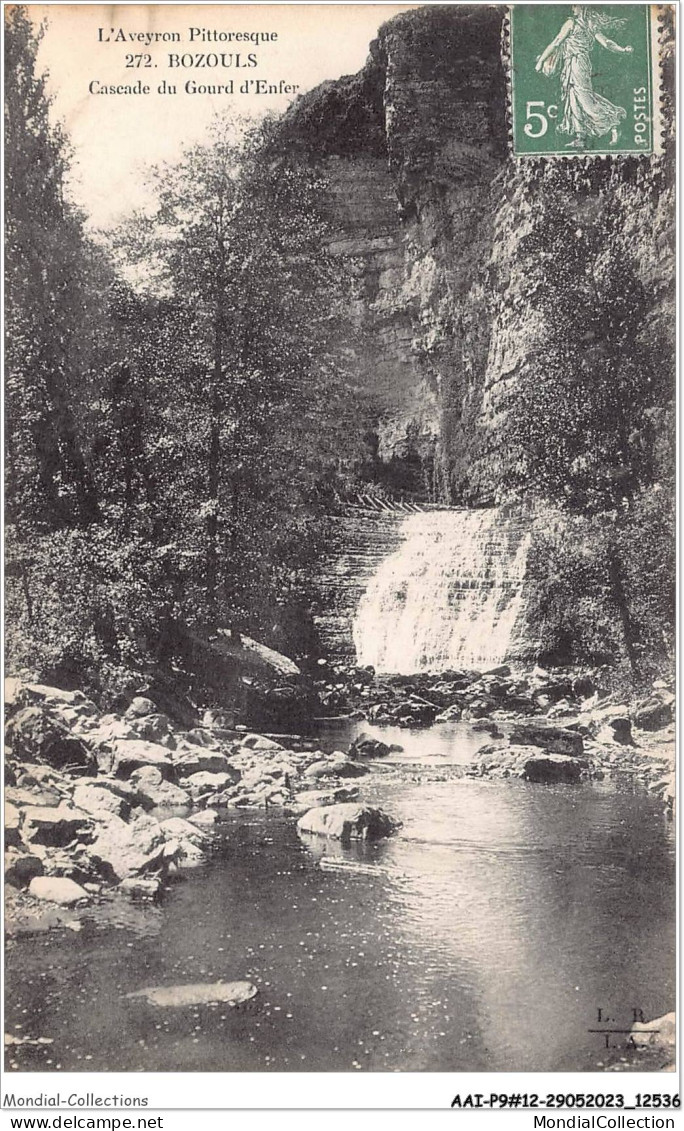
[509, 5, 659, 157]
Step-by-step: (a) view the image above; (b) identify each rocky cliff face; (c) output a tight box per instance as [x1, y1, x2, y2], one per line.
[281, 4, 675, 505]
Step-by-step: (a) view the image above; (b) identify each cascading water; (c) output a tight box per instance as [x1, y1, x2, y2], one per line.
[353, 509, 530, 674]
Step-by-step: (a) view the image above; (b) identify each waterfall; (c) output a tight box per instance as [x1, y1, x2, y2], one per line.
[352, 509, 530, 674]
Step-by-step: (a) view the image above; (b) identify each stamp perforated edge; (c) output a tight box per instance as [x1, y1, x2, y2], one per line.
[502, 4, 670, 160]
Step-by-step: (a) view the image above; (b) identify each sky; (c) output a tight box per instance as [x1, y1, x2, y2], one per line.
[27, 3, 421, 228]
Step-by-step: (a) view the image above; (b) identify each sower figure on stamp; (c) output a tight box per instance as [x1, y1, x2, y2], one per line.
[535, 5, 634, 148]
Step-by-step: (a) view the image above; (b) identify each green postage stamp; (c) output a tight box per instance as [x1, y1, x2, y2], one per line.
[509, 5, 661, 156]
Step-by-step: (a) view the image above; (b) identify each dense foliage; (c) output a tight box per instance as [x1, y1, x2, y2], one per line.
[5, 7, 361, 701]
[505, 171, 675, 680]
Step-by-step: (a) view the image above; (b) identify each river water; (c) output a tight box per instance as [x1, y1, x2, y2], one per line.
[5, 720, 675, 1074]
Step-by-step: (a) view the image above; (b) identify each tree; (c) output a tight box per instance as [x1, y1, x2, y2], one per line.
[5, 6, 100, 531]
[5, 24, 362, 698]
[505, 182, 674, 677]
[108, 117, 359, 644]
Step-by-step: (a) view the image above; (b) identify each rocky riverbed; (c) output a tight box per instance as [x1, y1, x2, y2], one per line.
[5, 663, 675, 932]
[4, 663, 675, 1072]
[4, 677, 406, 937]
[312, 660, 675, 804]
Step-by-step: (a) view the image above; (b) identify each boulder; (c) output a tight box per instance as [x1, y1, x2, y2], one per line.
[31, 842, 101, 885]
[28, 875, 89, 905]
[545, 698, 576, 719]
[72, 784, 129, 819]
[504, 694, 537, 714]
[238, 766, 283, 792]
[173, 750, 235, 777]
[6, 781, 62, 808]
[188, 809, 219, 829]
[87, 811, 167, 881]
[23, 683, 93, 707]
[118, 876, 162, 901]
[18, 684, 99, 719]
[6, 706, 96, 774]
[290, 788, 359, 815]
[5, 675, 23, 713]
[297, 803, 400, 842]
[434, 705, 462, 723]
[462, 697, 496, 720]
[201, 709, 235, 730]
[182, 728, 221, 748]
[159, 817, 209, 847]
[108, 739, 174, 780]
[302, 760, 331, 780]
[69, 775, 151, 809]
[5, 847, 44, 888]
[349, 734, 390, 759]
[523, 755, 583, 784]
[397, 696, 439, 724]
[163, 837, 206, 867]
[21, 805, 93, 847]
[129, 767, 190, 809]
[509, 723, 584, 758]
[84, 718, 139, 747]
[630, 1011, 676, 1049]
[597, 717, 634, 746]
[181, 771, 236, 801]
[137, 681, 199, 730]
[239, 734, 284, 752]
[328, 757, 368, 778]
[478, 677, 512, 699]
[634, 697, 674, 732]
[125, 696, 158, 719]
[15, 763, 71, 794]
[132, 713, 176, 748]
[126, 981, 258, 1008]
[206, 786, 242, 808]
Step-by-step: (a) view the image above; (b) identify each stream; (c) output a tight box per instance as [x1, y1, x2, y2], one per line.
[5, 719, 675, 1073]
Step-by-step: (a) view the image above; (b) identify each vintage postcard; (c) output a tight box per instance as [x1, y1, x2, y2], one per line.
[2, 0, 677, 1110]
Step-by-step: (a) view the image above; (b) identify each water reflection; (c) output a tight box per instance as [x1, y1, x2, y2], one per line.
[317, 717, 497, 764]
[359, 777, 675, 1071]
[5, 727, 675, 1074]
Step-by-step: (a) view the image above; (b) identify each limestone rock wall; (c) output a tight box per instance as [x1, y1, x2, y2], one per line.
[280, 4, 674, 505]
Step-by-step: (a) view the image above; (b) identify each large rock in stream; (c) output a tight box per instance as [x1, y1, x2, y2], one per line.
[523, 755, 583, 784]
[510, 723, 584, 758]
[87, 812, 167, 881]
[349, 734, 391, 759]
[28, 876, 89, 906]
[126, 981, 258, 1008]
[297, 803, 400, 842]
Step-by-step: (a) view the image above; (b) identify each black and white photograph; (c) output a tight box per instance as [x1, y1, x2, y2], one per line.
[2, 0, 677, 1102]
